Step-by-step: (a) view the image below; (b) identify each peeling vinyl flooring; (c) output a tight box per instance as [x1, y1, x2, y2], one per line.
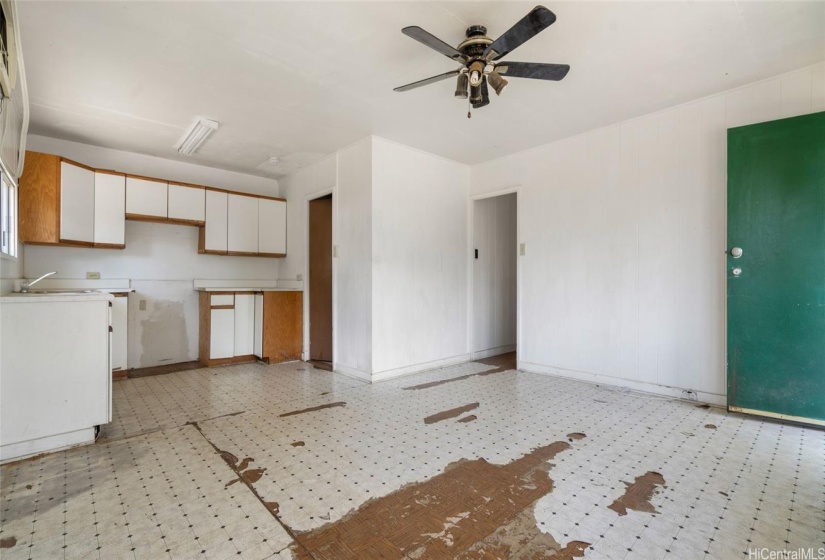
[1, 355, 824, 559]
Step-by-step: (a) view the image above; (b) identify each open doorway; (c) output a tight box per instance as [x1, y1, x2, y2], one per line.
[308, 194, 333, 368]
[472, 192, 517, 371]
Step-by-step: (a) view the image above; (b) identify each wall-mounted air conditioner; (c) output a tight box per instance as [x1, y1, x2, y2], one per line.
[0, 0, 18, 99]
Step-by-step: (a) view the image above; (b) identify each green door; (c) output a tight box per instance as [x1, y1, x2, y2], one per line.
[727, 111, 825, 426]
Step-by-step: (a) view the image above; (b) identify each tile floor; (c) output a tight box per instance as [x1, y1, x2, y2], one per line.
[1, 358, 823, 559]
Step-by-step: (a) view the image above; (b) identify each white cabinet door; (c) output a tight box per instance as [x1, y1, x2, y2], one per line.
[210, 308, 234, 359]
[227, 194, 259, 253]
[254, 294, 263, 358]
[204, 190, 228, 252]
[168, 184, 205, 222]
[60, 161, 95, 243]
[126, 177, 167, 217]
[234, 294, 255, 357]
[93, 172, 126, 245]
[258, 198, 287, 255]
[111, 296, 128, 372]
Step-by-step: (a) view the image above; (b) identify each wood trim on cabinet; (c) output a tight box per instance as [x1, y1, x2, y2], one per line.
[210, 305, 234, 310]
[19, 151, 61, 244]
[124, 172, 168, 184]
[198, 292, 210, 366]
[95, 169, 126, 177]
[125, 213, 205, 227]
[112, 292, 130, 297]
[227, 190, 287, 203]
[200, 355, 259, 367]
[59, 156, 95, 172]
[256, 252, 287, 258]
[58, 239, 96, 248]
[93, 242, 126, 250]
[168, 181, 206, 191]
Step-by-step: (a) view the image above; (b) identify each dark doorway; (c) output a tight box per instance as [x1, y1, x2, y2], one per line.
[309, 194, 333, 362]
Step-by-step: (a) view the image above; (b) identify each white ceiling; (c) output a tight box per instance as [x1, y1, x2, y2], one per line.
[18, 1, 825, 179]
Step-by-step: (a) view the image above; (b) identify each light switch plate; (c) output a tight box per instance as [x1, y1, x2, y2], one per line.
[86, 271, 101, 279]
[139, 299, 147, 311]
[333, 245, 338, 258]
[519, 243, 526, 256]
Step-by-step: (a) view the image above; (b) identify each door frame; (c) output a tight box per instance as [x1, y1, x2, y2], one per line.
[304, 187, 335, 366]
[468, 186, 521, 364]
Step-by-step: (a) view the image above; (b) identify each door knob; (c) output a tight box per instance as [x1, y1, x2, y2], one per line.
[732, 267, 742, 277]
[730, 247, 743, 258]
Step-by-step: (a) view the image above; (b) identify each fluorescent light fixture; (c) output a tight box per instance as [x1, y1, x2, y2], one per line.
[176, 118, 219, 156]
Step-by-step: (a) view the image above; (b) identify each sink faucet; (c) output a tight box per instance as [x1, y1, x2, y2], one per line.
[20, 271, 58, 293]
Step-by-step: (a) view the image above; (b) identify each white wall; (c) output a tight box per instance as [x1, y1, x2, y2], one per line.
[331, 138, 373, 377]
[470, 62, 825, 403]
[370, 138, 470, 379]
[23, 136, 281, 369]
[472, 193, 517, 358]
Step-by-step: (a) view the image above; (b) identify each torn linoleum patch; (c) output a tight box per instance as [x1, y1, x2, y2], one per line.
[290, 440, 582, 559]
[608, 471, 667, 516]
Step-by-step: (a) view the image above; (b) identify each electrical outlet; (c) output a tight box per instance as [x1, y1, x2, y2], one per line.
[86, 271, 101, 279]
[139, 299, 147, 311]
[297, 274, 303, 281]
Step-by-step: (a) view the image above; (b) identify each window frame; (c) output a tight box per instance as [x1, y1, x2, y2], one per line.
[0, 162, 18, 260]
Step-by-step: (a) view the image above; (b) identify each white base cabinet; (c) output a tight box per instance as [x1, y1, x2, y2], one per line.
[201, 291, 263, 364]
[0, 293, 112, 463]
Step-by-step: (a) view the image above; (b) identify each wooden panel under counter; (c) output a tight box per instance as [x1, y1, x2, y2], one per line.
[262, 291, 303, 364]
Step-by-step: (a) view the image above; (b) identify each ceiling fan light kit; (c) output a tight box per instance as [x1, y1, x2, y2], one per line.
[394, 5, 570, 118]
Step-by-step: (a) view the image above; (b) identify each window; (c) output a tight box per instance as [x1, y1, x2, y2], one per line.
[0, 166, 16, 258]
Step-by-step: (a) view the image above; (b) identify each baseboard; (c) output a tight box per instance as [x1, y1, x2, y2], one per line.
[728, 406, 825, 428]
[517, 360, 726, 406]
[129, 360, 203, 379]
[471, 345, 516, 360]
[333, 362, 372, 382]
[1, 428, 96, 464]
[371, 354, 472, 383]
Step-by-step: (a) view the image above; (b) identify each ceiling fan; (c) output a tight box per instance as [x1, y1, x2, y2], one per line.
[394, 5, 569, 117]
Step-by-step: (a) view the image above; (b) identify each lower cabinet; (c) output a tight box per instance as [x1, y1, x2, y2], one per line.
[111, 295, 129, 373]
[198, 291, 302, 366]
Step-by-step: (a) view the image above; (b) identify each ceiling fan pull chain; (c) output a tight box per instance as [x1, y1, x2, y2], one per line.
[467, 97, 472, 119]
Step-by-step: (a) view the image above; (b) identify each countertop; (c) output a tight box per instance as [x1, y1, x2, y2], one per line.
[1, 291, 115, 303]
[195, 287, 302, 292]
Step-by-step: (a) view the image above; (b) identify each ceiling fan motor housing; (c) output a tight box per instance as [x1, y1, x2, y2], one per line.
[458, 25, 493, 58]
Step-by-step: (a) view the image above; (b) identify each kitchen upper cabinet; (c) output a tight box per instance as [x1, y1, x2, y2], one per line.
[202, 189, 228, 253]
[227, 194, 259, 254]
[126, 176, 167, 218]
[60, 160, 95, 244]
[19, 151, 287, 257]
[168, 183, 205, 223]
[93, 171, 126, 247]
[258, 198, 287, 255]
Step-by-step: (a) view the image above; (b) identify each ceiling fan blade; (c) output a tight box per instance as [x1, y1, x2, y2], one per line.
[483, 6, 557, 61]
[472, 77, 490, 108]
[496, 62, 570, 81]
[402, 26, 466, 62]
[393, 70, 460, 92]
